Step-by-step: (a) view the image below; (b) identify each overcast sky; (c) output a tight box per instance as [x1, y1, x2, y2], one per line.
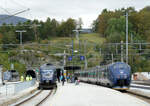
[0, 0, 150, 28]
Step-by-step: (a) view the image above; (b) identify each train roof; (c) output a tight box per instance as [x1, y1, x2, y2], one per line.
[109, 62, 130, 67]
[75, 62, 130, 73]
[40, 63, 56, 70]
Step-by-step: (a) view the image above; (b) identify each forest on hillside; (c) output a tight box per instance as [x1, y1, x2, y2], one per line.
[0, 17, 81, 46]
[93, 6, 150, 43]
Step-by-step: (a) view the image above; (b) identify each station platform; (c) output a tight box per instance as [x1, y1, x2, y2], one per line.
[48, 83, 149, 106]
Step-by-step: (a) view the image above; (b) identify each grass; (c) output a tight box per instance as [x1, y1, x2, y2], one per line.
[80, 33, 106, 44]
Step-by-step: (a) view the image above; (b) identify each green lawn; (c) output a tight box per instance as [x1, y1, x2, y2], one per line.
[80, 33, 106, 44]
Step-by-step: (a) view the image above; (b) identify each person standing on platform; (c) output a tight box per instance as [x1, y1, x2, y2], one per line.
[26, 76, 29, 81]
[29, 76, 32, 81]
[74, 76, 79, 85]
[60, 74, 65, 86]
[20, 75, 24, 82]
[66, 75, 70, 83]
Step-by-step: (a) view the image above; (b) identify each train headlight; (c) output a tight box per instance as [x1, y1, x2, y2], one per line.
[124, 74, 127, 78]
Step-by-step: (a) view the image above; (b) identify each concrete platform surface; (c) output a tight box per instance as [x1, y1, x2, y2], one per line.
[49, 83, 149, 106]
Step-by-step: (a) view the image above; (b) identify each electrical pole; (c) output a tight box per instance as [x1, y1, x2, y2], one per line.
[16, 30, 26, 45]
[121, 41, 124, 62]
[99, 48, 101, 56]
[111, 53, 114, 63]
[63, 50, 66, 77]
[64, 50, 66, 66]
[126, 11, 129, 64]
[32, 24, 41, 42]
[84, 41, 87, 69]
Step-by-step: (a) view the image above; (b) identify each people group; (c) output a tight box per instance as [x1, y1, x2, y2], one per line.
[20, 75, 32, 82]
[59, 74, 79, 86]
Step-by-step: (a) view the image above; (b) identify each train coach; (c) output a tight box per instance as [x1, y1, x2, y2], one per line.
[75, 62, 131, 90]
[39, 63, 57, 89]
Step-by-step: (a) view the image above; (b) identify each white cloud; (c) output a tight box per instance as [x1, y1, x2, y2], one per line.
[0, 0, 150, 28]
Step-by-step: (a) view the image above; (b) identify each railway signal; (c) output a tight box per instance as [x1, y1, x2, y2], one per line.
[68, 56, 73, 61]
[80, 56, 85, 61]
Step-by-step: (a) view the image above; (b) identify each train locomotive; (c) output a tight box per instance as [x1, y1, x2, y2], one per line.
[75, 62, 131, 90]
[39, 63, 57, 89]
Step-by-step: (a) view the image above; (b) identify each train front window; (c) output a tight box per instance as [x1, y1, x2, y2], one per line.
[113, 64, 128, 69]
[43, 70, 53, 73]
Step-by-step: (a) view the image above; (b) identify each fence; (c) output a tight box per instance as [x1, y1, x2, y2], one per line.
[0, 79, 36, 96]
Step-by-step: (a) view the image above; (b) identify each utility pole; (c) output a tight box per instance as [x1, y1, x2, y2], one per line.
[111, 53, 114, 63]
[121, 41, 124, 62]
[125, 11, 129, 64]
[84, 41, 87, 69]
[31, 24, 41, 42]
[99, 48, 101, 56]
[63, 50, 66, 77]
[16, 30, 26, 45]
[64, 50, 66, 66]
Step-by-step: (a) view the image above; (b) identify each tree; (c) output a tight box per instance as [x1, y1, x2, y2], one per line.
[106, 16, 133, 42]
[2, 31, 18, 49]
[77, 18, 83, 30]
[57, 18, 76, 37]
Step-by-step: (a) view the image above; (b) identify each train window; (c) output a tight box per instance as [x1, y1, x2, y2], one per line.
[113, 64, 127, 69]
[104, 71, 107, 78]
[43, 70, 53, 73]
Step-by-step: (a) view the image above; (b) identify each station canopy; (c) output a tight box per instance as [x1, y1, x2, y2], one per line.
[64, 66, 81, 70]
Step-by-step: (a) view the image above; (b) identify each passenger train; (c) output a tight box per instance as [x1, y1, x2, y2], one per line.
[75, 62, 131, 90]
[3, 70, 20, 82]
[39, 63, 57, 89]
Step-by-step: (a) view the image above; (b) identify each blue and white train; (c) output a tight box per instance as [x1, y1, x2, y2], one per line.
[75, 62, 131, 90]
[39, 63, 57, 89]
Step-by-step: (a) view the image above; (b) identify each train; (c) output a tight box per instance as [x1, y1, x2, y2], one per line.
[3, 70, 20, 82]
[75, 62, 131, 90]
[39, 63, 57, 89]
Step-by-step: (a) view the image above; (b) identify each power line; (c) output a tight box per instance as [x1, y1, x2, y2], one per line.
[0, 8, 30, 21]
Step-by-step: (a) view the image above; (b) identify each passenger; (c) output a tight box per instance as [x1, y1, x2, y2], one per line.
[57, 76, 60, 83]
[20, 75, 24, 82]
[71, 75, 75, 83]
[66, 75, 70, 83]
[74, 76, 79, 85]
[60, 75, 65, 86]
[29, 76, 32, 81]
[26, 76, 29, 81]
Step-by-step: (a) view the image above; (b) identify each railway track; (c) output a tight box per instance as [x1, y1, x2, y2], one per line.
[130, 85, 150, 90]
[11, 88, 57, 106]
[132, 81, 150, 86]
[35, 89, 54, 106]
[126, 90, 150, 104]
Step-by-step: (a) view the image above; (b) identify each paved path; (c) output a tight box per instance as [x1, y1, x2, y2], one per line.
[46, 83, 149, 106]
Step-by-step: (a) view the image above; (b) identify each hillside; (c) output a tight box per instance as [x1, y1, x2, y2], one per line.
[46, 33, 106, 67]
[0, 33, 105, 74]
[0, 14, 28, 25]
